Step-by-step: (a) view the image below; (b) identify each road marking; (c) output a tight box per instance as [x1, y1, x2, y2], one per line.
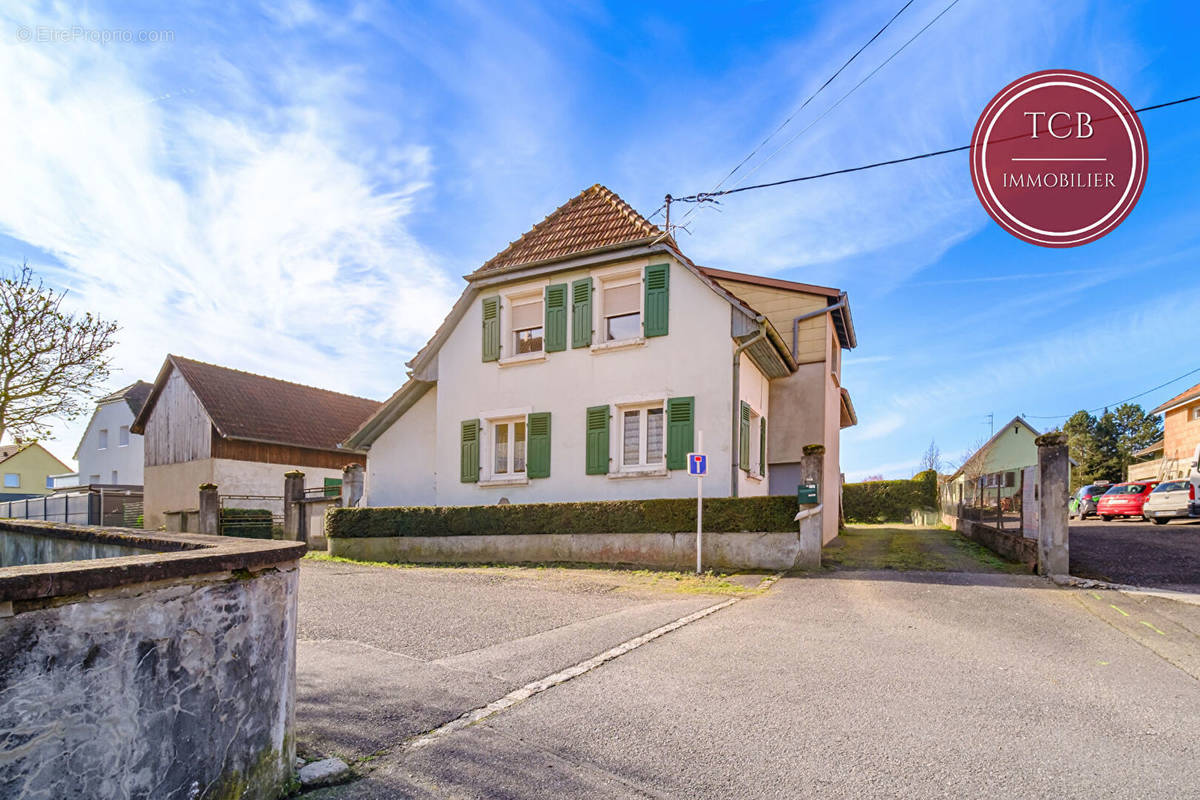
[1089, 592, 1104, 600]
[407, 597, 740, 749]
[1110, 604, 1130, 617]
[1139, 621, 1167, 636]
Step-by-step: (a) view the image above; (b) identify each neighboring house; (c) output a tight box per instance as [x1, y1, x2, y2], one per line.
[74, 381, 152, 487]
[1130, 382, 1200, 480]
[0, 443, 72, 500]
[939, 416, 1042, 508]
[346, 184, 858, 543]
[131, 355, 381, 529]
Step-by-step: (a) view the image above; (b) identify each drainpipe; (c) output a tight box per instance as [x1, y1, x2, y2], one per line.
[731, 318, 768, 497]
[792, 293, 847, 360]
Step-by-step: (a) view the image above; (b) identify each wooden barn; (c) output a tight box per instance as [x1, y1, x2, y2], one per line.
[131, 355, 380, 529]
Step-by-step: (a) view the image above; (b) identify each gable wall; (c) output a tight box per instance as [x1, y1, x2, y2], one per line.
[709, 279, 829, 364]
[144, 368, 213, 467]
[76, 400, 145, 485]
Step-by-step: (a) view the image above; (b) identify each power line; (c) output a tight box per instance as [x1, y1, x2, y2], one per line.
[695, 0, 917, 204]
[676, 0, 957, 231]
[727, 0, 962, 193]
[1023, 366, 1200, 420]
[670, 94, 1200, 205]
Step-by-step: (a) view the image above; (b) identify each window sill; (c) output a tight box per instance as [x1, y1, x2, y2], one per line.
[608, 466, 668, 480]
[591, 337, 646, 354]
[746, 472, 764, 483]
[478, 476, 530, 488]
[498, 351, 546, 367]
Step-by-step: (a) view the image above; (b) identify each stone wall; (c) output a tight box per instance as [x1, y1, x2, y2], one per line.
[329, 529, 820, 571]
[0, 521, 303, 800]
[942, 512, 1037, 571]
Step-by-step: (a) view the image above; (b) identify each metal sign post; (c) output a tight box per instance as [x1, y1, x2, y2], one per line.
[687, 431, 707, 575]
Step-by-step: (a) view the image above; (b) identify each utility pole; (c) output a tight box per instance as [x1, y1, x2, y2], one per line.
[664, 194, 672, 235]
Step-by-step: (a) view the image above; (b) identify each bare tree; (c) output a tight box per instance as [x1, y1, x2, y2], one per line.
[953, 436, 990, 506]
[919, 439, 942, 474]
[0, 264, 118, 441]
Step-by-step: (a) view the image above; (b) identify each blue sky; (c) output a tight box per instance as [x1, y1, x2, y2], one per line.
[1, 0, 1198, 477]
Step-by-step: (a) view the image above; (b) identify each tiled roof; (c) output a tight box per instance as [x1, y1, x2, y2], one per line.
[98, 380, 154, 416]
[469, 184, 664, 277]
[138, 356, 380, 453]
[1152, 381, 1200, 414]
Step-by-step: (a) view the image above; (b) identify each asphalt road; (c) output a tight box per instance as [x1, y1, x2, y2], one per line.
[1070, 516, 1200, 592]
[299, 542, 1200, 799]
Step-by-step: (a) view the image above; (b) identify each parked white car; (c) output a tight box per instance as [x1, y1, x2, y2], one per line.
[1142, 480, 1194, 524]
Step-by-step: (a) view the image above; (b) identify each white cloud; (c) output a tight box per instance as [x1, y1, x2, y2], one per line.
[0, 3, 458, 465]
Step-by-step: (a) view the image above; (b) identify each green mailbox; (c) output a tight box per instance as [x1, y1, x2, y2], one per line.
[797, 482, 819, 505]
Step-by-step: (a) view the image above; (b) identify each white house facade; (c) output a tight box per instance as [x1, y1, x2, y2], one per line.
[348, 185, 858, 542]
[74, 382, 152, 487]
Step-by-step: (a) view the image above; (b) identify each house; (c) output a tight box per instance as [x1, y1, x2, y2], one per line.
[131, 355, 381, 529]
[939, 416, 1042, 508]
[345, 184, 857, 543]
[0, 442, 72, 500]
[73, 381, 152, 487]
[1129, 382, 1200, 480]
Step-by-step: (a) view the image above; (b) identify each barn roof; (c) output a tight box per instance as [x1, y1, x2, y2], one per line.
[131, 355, 380, 453]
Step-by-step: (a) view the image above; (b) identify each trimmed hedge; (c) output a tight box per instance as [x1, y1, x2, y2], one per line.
[327, 496, 799, 538]
[220, 507, 274, 539]
[842, 470, 938, 524]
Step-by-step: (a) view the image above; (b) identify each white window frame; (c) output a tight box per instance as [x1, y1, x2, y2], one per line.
[595, 267, 644, 346]
[615, 400, 667, 475]
[119, 425, 130, 447]
[1191, 406, 1200, 421]
[478, 407, 532, 486]
[499, 284, 547, 365]
[3, 473, 19, 488]
[97, 428, 108, 450]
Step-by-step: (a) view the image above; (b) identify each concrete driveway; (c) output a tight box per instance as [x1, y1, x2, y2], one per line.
[297, 533, 1200, 799]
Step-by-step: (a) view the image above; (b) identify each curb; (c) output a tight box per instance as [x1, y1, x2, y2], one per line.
[1053, 574, 1200, 607]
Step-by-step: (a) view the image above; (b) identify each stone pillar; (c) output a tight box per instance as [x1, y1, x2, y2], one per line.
[283, 471, 306, 544]
[794, 444, 825, 569]
[341, 464, 364, 509]
[1036, 432, 1070, 576]
[198, 483, 220, 536]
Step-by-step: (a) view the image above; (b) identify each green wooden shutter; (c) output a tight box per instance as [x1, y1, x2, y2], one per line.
[585, 405, 609, 475]
[759, 415, 767, 476]
[527, 412, 551, 478]
[666, 396, 694, 470]
[481, 296, 501, 362]
[571, 278, 593, 348]
[460, 419, 480, 482]
[643, 263, 669, 338]
[739, 402, 751, 472]
[544, 285, 567, 352]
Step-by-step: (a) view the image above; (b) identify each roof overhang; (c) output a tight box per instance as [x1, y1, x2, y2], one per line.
[344, 379, 434, 450]
[1152, 391, 1200, 415]
[840, 388, 857, 428]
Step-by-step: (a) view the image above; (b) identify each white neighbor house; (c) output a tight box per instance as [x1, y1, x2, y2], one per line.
[73, 381, 153, 486]
[347, 185, 858, 543]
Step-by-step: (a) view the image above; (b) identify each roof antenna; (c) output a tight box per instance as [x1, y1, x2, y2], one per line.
[664, 194, 672, 236]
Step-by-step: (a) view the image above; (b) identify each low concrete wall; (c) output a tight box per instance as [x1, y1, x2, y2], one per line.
[942, 512, 1037, 571]
[330, 530, 818, 571]
[0, 521, 304, 800]
[1, 527, 154, 566]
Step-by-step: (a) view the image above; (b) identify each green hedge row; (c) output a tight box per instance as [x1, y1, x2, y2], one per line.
[219, 508, 274, 539]
[842, 470, 938, 524]
[327, 496, 799, 538]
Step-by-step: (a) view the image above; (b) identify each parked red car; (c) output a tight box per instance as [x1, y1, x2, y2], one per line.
[1096, 481, 1160, 521]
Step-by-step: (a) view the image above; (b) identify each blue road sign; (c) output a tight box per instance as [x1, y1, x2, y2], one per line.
[687, 453, 707, 476]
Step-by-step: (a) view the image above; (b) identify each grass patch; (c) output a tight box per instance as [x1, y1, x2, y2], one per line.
[303, 552, 766, 596]
[822, 526, 1027, 573]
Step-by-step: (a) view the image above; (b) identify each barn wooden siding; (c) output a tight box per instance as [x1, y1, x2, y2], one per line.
[211, 438, 365, 470]
[144, 369, 214, 467]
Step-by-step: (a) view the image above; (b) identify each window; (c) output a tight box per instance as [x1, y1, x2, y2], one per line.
[599, 273, 641, 342]
[619, 404, 665, 470]
[88, 474, 101, 485]
[119, 425, 130, 446]
[510, 296, 543, 355]
[492, 418, 527, 476]
[111, 470, 119, 484]
[45, 476, 54, 489]
[1192, 406, 1200, 421]
[740, 403, 766, 477]
[3, 473, 18, 488]
[98, 428, 108, 449]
